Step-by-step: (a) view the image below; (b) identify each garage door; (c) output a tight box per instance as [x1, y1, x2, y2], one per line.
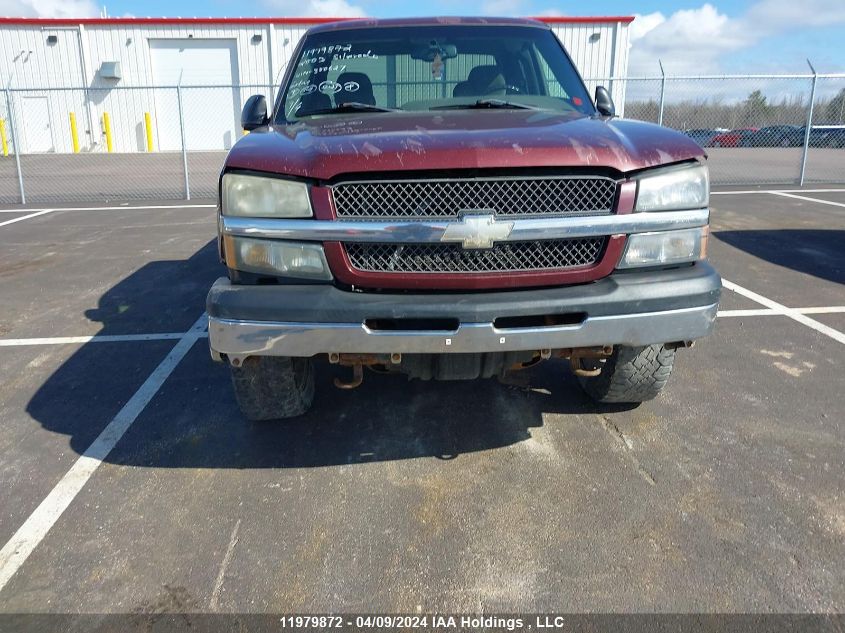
[149, 39, 240, 151]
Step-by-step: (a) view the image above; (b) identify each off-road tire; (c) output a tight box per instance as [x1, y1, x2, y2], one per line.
[578, 344, 676, 404]
[229, 356, 315, 420]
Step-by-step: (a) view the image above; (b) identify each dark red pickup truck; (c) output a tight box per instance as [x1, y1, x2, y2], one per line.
[207, 17, 720, 420]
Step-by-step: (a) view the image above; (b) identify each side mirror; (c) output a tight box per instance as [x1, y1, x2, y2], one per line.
[241, 94, 269, 131]
[595, 86, 615, 117]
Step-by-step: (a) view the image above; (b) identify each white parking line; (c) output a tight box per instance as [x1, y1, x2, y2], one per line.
[0, 332, 206, 346]
[1, 308, 844, 347]
[718, 309, 779, 317]
[0, 203, 214, 214]
[797, 307, 845, 315]
[0, 313, 208, 594]
[717, 307, 845, 317]
[769, 191, 845, 208]
[0, 209, 55, 227]
[721, 279, 845, 344]
[711, 188, 845, 195]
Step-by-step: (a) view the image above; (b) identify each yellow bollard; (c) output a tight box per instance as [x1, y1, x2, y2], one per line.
[144, 112, 153, 152]
[0, 119, 8, 157]
[102, 112, 114, 153]
[69, 112, 80, 153]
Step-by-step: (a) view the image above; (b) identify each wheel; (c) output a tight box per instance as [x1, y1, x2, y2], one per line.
[713, 141, 722, 147]
[229, 356, 315, 420]
[780, 137, 790, 147]
[578, 344, 676, 404]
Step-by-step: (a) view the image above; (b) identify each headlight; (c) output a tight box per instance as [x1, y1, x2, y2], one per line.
[618, 227, 708, 269]
[635, 164, 709, 212]
[222, 173, 312, 218]
[223, 236, 332, 280]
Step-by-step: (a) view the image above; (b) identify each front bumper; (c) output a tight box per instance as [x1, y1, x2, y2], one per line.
[207, 262, 720, 359]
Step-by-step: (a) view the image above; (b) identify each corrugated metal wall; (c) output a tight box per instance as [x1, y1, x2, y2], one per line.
[551, 22, 629, 108]
[0, 19, 629, 153]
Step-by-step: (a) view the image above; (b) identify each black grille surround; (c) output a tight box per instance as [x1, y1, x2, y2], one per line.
[332, 175, 618, 219]
[345, 238, 607, 274]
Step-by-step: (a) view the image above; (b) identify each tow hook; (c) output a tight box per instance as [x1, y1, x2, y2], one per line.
[329, 353, 397, 389]
[570, 356, 601, 377]
[568, 345, 613, 377]
[334, 362, 364, 390]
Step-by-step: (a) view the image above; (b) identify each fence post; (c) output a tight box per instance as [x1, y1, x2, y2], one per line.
[658, 60, 666, 126]
[799, 60, 818, 186]
[4, 89, 26, 204]
[177, 85, 191, 200]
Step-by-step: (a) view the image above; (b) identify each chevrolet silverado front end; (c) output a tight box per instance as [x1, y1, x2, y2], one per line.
[207, 17, 720, 420]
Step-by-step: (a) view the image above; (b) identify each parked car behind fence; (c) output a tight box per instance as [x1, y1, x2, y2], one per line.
[710, 128, 758, 148]
[741, 125, 804, 147]
[808, 125, 845, 148]
[683, 128, 725, 148]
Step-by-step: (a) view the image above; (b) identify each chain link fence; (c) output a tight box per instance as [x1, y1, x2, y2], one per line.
[608, 73, 845, 186]
[0, 84, 274, 204]
[804, 75, 845, 184]
[1, 74, 843, 204]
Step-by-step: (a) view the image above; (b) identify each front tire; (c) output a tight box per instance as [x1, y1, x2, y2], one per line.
[578, 344, 676, 404]
[230, 356, 315, 420]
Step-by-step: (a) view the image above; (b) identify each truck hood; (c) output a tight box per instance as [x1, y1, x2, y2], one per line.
[225, 109, 705, 180]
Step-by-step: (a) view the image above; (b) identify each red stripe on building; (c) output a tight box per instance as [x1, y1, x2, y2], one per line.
[0, 16, 634, 27]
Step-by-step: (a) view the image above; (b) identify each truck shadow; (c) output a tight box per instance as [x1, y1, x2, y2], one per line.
[26, 239, 635, 469]
[713, 229, 845, 285]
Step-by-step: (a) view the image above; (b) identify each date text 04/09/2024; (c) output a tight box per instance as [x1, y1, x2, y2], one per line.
[276, 615, 581, 629]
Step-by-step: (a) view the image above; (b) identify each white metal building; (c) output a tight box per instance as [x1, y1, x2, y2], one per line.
[0, 16, 632, 154]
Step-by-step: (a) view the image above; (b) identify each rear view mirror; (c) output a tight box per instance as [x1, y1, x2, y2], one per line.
[595, 86, 615, 117]
[241, 94, 269, 131]
[411, 41, 458, 62]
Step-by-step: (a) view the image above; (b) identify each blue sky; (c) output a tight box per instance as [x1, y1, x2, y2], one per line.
[4, 0, 844, 74]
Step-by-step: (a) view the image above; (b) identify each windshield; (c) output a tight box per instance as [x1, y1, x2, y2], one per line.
[276, 24, 594, 122]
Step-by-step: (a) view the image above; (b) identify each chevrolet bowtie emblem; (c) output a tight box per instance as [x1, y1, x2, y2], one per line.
[441, 213, 515, 249]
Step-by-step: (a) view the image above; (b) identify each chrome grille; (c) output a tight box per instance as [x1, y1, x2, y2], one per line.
[345, 239, 606, 274]
[332, 176, 617, 219]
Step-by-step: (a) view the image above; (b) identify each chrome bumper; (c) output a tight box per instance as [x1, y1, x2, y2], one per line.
[208, 303, 718, 359]
[220, 208, 711, 244]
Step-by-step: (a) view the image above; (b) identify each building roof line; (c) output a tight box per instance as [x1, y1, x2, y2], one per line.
[0, 16, 635, 27]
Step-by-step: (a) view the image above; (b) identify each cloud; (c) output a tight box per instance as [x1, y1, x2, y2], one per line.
[628, 4, 742, 75]
[744, 0, 845, 32]
[2, 0, 367, 19]
[261, 0, 366, 17]
[628, 11, 666, 44]
[629, 0, 845, 75]
[479, 0, 563, 17]
[0, 0, 97, 17]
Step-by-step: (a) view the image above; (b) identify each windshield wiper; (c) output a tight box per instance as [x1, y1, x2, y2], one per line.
[302, 102, 400, 115]
[430, 98, 539, 111]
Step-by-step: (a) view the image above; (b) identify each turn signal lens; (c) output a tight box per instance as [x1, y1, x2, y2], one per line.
[618, 227, 706, 269]
[224, 236, 332, 280]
